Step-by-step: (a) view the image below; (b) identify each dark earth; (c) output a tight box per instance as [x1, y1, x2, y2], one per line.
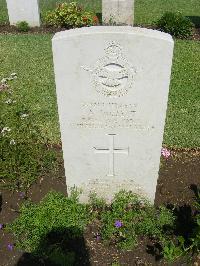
[0, 25, 199, 41]
[0, 148, 200, 266]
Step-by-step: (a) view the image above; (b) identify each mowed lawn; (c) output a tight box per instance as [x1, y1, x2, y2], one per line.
[0, 35, 199, 148]
[135, 0, 200, 26]
[0, 0, 200, 25]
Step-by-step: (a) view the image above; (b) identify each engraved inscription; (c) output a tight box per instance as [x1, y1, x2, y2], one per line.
[94, 134, 129, 177]
[82, 41, 136, 97]
[71, 102, 153, 130]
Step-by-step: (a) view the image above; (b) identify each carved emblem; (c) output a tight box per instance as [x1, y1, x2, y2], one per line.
[82, 42, 136, 97]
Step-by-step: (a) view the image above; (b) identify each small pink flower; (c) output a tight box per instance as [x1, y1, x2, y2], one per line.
[161, 148, 171, 159]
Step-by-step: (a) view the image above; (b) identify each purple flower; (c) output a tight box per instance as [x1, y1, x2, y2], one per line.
[161, 148, 171, 159]
[0, 224, 3, 229]
[114, 220, 123, 228]
[19, 192, 25, 198]
[95, 232, 101, 241]
[7, 243, 14, 251]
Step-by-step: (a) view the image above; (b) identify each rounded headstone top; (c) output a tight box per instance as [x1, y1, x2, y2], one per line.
[53, 26, 173, 43]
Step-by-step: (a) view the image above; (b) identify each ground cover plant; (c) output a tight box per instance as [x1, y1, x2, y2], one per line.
[6, 189, 200, 264]
[93, 191, 175, 251]
[7, 190, 91, 265]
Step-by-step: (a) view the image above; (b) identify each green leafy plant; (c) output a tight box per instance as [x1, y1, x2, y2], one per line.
[100, 190, 175, 250]
[6, 187, 199, 263]
[162, 237, 185, 262]
[190, 188, 200, 252]
[0, 74, 58, 191]
[156, 12, 194, 38]
[89, 192, 107, 212]
[48, 247, 75, 265]
[162, 187, 200, 261]
[16, 21, 30, 32]
[45, 2, 99, 28]
[7, 191, 91, 262]
[111, 262, 121, 266]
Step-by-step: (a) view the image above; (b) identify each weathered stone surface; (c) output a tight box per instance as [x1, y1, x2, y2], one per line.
[52, 26, 174, 203]
[102, 0, 134, 25]
[6, 0, 40, 27]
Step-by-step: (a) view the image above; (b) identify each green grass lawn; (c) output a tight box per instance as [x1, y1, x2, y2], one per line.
[164, 40, 200, 148]
[0, 34, 60, 143]
[0, 35, 199, 148]
[0, 0, 199, 25]
[135, 0, 200, 26]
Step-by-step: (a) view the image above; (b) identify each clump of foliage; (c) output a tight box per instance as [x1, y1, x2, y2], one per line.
[162, 236, 187, 262]
[7, 191, 91, 264]
[16, 21, 30, 32]
[162, 187, 200, 261]
[156, 12, 194, 38]
[190, 189, 200, 252]
[99, 190, 175, 250]
[89, 192, 107, 212]
[45, 2, 99, 28]
[6, 189, 200, 263]
[0, 74, 58, 191]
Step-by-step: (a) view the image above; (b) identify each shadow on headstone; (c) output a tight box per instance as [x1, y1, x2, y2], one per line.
[186, 16, 200, 27]
[15, 226, 90, 266]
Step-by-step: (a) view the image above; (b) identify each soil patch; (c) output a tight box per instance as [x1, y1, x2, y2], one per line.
[0, 149, 200, 265]
[0, 25, 63, 35]
[0, 24, 199, 41]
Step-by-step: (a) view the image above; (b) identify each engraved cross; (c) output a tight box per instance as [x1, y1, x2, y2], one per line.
[94, 134, 129, 177]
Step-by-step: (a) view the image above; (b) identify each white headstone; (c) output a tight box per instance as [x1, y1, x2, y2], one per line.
[6, 0, 40, 27]
[52, 27, 174, 203]
[102, 0, 134, 25]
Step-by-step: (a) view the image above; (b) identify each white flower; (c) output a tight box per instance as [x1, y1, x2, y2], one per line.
[11, 73, 17, 78]
[20, 113, 29, 119]
[1, 127, 11, 135]
[1, 78, 7, 84]
[5, 99, 12, 104]
[5, 99, 16, 104]
[10, 139, 16, 145]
